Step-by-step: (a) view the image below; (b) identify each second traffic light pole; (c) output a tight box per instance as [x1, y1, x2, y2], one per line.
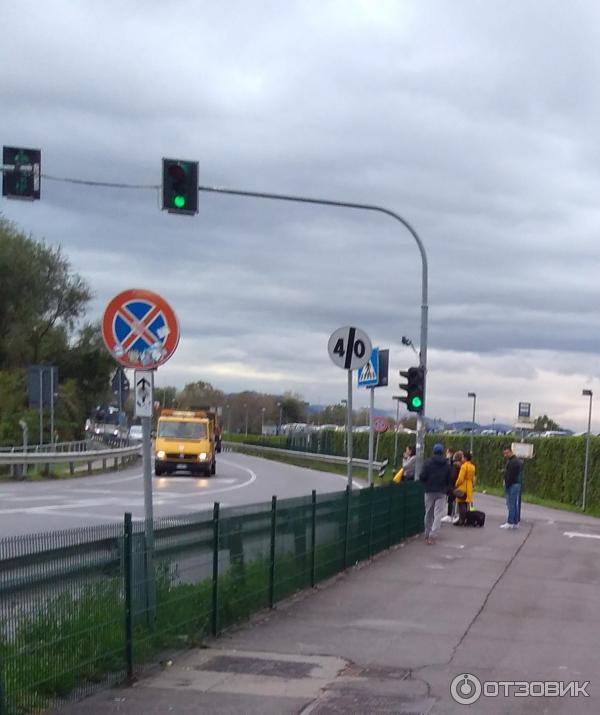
[198, 184, 429, 479]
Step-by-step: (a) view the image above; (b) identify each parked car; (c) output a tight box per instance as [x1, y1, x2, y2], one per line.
[128, 425, 143, 443]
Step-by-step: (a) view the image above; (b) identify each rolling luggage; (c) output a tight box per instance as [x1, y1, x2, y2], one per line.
[465, 509, 486, 527]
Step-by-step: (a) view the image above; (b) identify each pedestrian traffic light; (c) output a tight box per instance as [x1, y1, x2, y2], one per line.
[399, 366, 425, 413]
[2, 146, 41, 200]
[161, 158, 198, 215]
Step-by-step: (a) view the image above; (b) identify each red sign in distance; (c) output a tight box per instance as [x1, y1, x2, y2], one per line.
[102, 288, 180, 369]
[374, 416, 388, 433]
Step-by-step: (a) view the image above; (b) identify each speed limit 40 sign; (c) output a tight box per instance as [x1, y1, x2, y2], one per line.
[328, 326, 372, 370]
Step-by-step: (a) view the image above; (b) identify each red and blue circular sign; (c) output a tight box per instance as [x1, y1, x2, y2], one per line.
[102, 288, 180, 369]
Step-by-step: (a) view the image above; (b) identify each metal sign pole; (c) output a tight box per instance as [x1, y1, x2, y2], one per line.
[118, 369, 123, 414]
[50, 367, 55, 446]
[142, 415, 154, 550]
[38, 368, 43, 446]
[347, 369, 353, 489]
[368, 387, 374, 486]
[141, 383, 156, 621]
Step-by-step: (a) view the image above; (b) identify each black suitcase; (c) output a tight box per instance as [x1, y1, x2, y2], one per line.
[465, 510, 486, 527]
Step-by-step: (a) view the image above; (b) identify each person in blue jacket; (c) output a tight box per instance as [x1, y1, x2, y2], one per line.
[420, 443, 453, 544]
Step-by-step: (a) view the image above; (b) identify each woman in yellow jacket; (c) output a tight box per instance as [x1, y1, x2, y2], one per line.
[454, 451, 476, 525]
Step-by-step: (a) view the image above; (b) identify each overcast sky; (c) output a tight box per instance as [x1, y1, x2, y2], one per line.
[3, 0, 600, 430]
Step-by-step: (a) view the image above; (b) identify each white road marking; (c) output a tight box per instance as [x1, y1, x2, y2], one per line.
[563, 531, 600, 540]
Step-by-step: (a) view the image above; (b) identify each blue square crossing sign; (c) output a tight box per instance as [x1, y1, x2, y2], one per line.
[358, 348, 379, 387]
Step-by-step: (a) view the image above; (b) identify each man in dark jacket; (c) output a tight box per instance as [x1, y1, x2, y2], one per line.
[501, 446, 522, 529]
[420, 443, 453, 544]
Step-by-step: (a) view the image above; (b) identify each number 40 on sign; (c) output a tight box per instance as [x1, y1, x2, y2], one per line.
[328, 326, 372, 371]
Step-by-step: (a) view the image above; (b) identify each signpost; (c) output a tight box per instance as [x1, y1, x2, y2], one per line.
[26, 365, 58, 445]
[358, 347, 389, 485]
[328, 326, 372, 488]
[102, 288, 180, 618]
[112, 367, 130, 413]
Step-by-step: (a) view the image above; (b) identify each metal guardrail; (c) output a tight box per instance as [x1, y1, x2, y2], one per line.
[223, 440, 388, 473]
[0, 439, 90, 453]
[0, 444, 141, 466]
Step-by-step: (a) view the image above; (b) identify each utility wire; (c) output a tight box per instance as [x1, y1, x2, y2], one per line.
[41, 173, 159, 190]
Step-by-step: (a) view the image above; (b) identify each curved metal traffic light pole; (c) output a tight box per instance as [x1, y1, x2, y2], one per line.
[198, 184, 429, 479]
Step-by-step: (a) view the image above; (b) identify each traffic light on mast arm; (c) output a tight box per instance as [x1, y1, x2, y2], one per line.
[399, 366, 425, 413]
[162, 158, 198, 215]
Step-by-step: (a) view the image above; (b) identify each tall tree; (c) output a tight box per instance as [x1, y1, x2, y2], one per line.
[0, 216, 91, 368]
[533, 415, 561, 431]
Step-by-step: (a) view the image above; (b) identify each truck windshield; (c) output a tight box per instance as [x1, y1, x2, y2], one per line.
[158, 421, 207, 440]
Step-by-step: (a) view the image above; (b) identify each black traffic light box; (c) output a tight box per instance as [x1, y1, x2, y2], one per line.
[162, 158, 198, 215]
[2, 146, 41, 200]
[399, 366, 425, 413]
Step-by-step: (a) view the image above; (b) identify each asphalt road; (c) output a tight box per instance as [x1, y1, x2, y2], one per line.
[0, 452, 360, 537]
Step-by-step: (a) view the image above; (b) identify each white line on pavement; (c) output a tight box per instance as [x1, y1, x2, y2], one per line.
[563, 531, 600, 540]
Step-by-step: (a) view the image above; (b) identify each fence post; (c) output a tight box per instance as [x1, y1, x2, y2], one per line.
[310, 490, 317, 587]
[343, 485, 351, 569]
[368, 483, 375, 558]
[124, 512, 134, 681]
[387, 485, 394, 549]
[211, 502, 220, 637]
[268, 495, 277, 608]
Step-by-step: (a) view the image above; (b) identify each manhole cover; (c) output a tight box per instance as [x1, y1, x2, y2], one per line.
[308, 690, 434, 714]
[201, 654, 314, 679]
[346, 665, 410, 680]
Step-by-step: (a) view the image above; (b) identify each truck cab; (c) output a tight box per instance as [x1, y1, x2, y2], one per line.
[155, 409, 217, 477]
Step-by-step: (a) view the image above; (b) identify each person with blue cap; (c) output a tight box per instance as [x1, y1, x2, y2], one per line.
[420, 442, 453, 544]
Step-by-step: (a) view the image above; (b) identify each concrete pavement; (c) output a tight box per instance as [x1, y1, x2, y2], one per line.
[58, 492, 600, 714]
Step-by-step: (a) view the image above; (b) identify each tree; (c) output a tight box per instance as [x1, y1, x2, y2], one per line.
[0, 216, 91, 368]
[279, 392, 308, 424]
[533, 415, 561, 431]
[177, 381, 225, 410]
[154, 386, 178, 410]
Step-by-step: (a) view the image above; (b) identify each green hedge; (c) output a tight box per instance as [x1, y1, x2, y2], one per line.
[242, 431, 599, 512]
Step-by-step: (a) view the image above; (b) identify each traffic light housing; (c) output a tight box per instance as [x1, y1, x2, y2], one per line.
[2, 146, 41, 200]
[162, 158, 198, 215]
[399, 366, 425, 413]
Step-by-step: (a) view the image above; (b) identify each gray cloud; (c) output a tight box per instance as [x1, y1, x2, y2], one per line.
[4, 0, 600, 428]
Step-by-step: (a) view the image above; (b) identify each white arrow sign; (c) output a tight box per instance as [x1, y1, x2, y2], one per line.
[134, 369, 154, 418]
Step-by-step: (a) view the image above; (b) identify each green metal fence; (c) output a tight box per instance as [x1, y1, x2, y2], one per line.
[0, 481, 424, 713]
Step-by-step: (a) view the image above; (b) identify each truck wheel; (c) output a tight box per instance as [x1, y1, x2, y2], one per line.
[210, 460, 216, 476]
[155, 466, 163, 476]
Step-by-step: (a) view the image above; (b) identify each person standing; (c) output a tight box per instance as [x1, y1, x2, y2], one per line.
[402, 445, 417, 481]
[420, 443, 453, 544]
[501, 446, 522, 529]
[442, 450, 463, 523]
[454, 451, 475, 525]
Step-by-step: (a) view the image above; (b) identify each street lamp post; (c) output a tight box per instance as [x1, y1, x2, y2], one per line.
[467, 392, 477, 454]
[225, 404, 231, 433]
[277, 402, 282, 435]
[244, 403, 248, 437]
[392, 396, 402, 467]
[198, 184, 429, 479]
[261, 406, 266, 436]
[582, 389, 593, 511]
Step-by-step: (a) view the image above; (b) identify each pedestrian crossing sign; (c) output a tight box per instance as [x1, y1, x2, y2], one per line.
[358, 348, 379, 387]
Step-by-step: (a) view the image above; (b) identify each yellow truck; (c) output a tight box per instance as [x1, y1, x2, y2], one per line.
[154, 408, 220, 477]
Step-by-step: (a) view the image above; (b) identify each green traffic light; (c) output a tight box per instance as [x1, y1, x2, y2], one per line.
[411, 396, 423, 409]
[173, 195, 186, 209]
